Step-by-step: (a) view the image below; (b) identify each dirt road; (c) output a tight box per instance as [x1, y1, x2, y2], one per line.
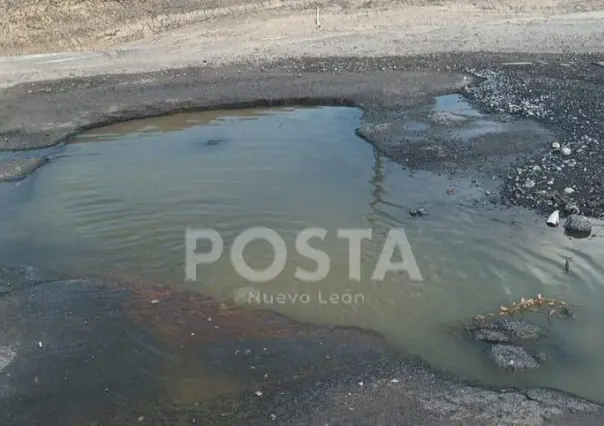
[1, 0, 604, 87]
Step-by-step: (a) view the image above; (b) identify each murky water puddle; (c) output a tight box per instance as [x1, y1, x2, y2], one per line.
[2, 96, 604, 403]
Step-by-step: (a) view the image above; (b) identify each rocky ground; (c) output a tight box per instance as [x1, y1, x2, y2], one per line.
[1, 0, 604, 424]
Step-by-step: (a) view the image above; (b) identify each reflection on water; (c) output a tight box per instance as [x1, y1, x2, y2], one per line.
[2, 101, 604, 402]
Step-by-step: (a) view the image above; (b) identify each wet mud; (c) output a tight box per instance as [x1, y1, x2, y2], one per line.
[0, 267, 395, 425]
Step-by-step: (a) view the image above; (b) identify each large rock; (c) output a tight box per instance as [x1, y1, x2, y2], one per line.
[490, 344, 539, 371]
[495, 318, 544, 340]
[564, 215, 592, 236]
[466, 317, 544, 343]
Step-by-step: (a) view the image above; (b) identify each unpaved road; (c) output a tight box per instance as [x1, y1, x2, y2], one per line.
[1, 0, 604, 87]
[1, 0, 602, 55]
[1, 0, 604, 425]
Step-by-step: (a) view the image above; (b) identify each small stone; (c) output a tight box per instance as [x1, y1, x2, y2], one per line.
[409, 209, 418, 217]
[417, 207, 427, 216]
[524, 179, 535, 189]
[490, 344, 539, 371]
[564, 187, 575, 195]
[551, 141, 561, 151]
[532, 165, 542, 172]
[561, 147, 572, 156]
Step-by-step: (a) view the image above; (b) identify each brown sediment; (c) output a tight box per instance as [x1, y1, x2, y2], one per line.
[124, 282, 342, 343]
[106, 270, 384, 347]
[111, 273, 394, 405]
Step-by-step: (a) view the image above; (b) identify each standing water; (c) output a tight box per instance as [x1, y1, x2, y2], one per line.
[2, 99, 604, 402]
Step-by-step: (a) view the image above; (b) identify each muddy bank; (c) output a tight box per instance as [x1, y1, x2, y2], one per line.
[2, 52, 604, 217]
[0, 156, 48, 182]
[0, 265, 394, 424]
[0, 68, 475, 152]
[0, 265, 602, 425]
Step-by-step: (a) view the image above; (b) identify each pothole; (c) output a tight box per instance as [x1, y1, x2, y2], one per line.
[2, 98, 604, 403]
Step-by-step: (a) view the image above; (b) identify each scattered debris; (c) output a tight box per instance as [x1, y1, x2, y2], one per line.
[496, 294, 576, 319]
[564, 203, 580, 215]
[409, 207, 427, 217]
[564, 187, 575, 195]
[546, 210, 560, 227]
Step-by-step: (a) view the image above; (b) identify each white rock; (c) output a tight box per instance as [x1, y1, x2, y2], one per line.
[561, 147, 572, 156]
[551, 141, 561, 151]
[564, 187, 575, 195]
[546, 210, 560, 227]
[525, 179, 536, 189]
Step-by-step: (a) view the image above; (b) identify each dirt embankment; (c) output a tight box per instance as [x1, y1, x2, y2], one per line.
[1, 0, 601, 55]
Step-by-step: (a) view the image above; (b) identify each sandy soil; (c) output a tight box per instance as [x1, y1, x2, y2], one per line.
[1, 0, 604, 88]
[2, 0, 601, 55]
